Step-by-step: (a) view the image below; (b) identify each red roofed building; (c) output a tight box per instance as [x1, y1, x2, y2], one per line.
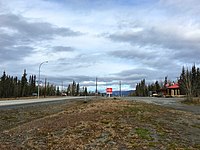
[166, 83, 180, 97]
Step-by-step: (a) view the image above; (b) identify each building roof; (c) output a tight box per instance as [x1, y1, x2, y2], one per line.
[167, 83, 179, 89]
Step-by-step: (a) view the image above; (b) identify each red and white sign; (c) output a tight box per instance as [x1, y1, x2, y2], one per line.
[106, 88, 112, 94]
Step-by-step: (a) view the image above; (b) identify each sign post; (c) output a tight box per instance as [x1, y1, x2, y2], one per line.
[106, 88, 112, 97]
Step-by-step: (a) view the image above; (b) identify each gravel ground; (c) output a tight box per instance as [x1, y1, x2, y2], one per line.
[0, 97, 199, 149]
[123, 97, 200, 115]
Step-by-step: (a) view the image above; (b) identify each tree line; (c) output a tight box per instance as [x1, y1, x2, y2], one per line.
[135, 64, 200, 101]
[65, 80, 88, 96]
[179, 65, 200, 101]
[135, 79, 161, 97]
[0, 70, 56, 98]
[0, 70, 90, 98]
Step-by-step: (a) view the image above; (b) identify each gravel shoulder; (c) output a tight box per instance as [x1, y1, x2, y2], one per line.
[0, 97, 199, 149]
[124, 97, 200, 115]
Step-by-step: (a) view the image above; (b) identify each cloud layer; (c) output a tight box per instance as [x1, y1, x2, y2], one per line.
[0, 0, 200, 91]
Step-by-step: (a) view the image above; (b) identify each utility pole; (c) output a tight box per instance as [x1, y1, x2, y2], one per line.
[44, 78, 47, 98]
[95, 77, 98, 96]
[119, 81, 122, 97]
[62, 81, 63, 92]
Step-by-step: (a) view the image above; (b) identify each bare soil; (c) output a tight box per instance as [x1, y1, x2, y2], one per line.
[0, 98, 199, 149]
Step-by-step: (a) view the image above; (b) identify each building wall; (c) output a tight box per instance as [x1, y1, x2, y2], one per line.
[168, 88, 180, 97]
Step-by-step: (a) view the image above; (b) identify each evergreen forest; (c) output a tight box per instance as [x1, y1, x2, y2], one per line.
[0, 70, 56, 98]
[0, 70, 88, 99]
[135, 65, 200, 101]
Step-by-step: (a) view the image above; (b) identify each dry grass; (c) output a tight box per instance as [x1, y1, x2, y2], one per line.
[0, 98, 199, 149]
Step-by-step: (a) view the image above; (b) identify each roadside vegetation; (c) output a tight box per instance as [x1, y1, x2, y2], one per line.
[0, 98, 199, 149]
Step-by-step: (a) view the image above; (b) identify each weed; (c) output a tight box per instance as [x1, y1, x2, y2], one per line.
[135, 128, 153, 140]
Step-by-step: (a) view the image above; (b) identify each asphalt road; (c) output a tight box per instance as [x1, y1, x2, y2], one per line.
[0, 96, 86, 109]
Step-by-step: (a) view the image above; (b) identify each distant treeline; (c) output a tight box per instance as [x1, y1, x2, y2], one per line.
[135, 79, 161, 97]
[0, 70, 89, 98]
[0, 70, 56, 98]
[65, 80, 88, 96]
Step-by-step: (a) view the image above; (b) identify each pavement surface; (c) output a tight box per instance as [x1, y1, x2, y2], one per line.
[0, 96, 86, 109]
[123, 97, 200, 115]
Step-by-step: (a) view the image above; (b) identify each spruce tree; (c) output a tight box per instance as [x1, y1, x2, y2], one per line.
[72, 81, 76, 96]
[197, 68, 200, 96]
[13, 77, 18, 98]
[179, 66, 186, 95]
[191, 64, 197, 96]
[76, 83, 80, 96]
[155, 81, 160, 93]
[21, 69, 28, 97]
[0, 71, 6, 97]
[84, 87, 88, 96]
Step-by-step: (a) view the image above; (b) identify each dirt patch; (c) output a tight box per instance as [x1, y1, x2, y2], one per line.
[0, 99, 199, 149]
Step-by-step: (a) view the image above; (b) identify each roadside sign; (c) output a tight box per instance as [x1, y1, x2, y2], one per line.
[106, 88, 112, 94]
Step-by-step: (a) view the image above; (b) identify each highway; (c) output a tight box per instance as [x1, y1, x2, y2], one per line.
[0, 96, 85, 109]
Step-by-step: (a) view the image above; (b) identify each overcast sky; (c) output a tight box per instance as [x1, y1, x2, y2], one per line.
[0, 0, 200, 92]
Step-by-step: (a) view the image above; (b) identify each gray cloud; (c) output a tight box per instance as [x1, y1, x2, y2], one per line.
[109, 27, 200, 51]
[0, 13, 82, 63]
[0, 13, 81, 40]
[108, 24, 200, 65]
[0, 33, 17, 47]
[1, 0, 199, 92]
[53, 52, 104, 71]
[108, 48, 179, 70]
[113, 68, 179, 84]
[109, 49, 154, 60]
[51, 46, 74, 52]
[0, 46, 34, 61]
[46, 74, 95, 85]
